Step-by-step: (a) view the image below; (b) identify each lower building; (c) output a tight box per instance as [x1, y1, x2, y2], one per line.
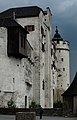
[62, 72, 77, 115]
[0, 20, 33, 108]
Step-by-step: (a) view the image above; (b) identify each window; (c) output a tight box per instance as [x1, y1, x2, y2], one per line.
[58, 74, 62, 77]
[53, 61, 55, 67]
[42, 80, 45, 90]
[13, 78, 15, 83]
[42, 43, 45, 52]
[25, 96, 27, 108]
[61, 58, 63, 62]
[41, 26, 44, 37]
[51, 49, 53, 56]
[25, 25, 34, 32]
[57, 40, 59, 44]
[59, 50, 61, 53]
[63, 68, 65, 71]
[53, 89, 54, 96]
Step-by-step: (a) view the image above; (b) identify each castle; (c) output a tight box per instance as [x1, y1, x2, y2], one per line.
[0, 6, 70, 108]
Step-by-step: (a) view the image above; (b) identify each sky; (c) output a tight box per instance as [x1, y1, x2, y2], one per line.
[0, 0, 77, 81]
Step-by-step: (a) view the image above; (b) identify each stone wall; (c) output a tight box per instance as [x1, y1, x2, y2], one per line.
[16, 112, 36, 120]
[16, 8, 52, 108]
[0, 27, 33, 108]
[0, 108, 63, 116]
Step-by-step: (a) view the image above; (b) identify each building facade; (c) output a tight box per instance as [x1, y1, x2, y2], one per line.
[15, 7, 52, 108]
[0, 6, 70, 108]
[0, 6, 53, 108]
[0, 21, 33, 108]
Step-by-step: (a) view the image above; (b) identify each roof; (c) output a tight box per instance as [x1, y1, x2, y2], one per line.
[62, 72, 77, 96]
[52, 26, 63, 41]
[0, 18, 28, 33]
[0, 6, 44, 19]
[0, 18, 20, 27]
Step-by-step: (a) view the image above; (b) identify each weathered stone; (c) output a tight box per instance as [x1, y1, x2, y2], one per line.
[16, 112, 36, 120]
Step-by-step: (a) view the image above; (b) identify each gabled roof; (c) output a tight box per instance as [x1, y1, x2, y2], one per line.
[0, 6, 44, 19]
[62, 72, 77, 96]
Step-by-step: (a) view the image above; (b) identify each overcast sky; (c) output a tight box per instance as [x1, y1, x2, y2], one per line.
[0, 0, 77, 81]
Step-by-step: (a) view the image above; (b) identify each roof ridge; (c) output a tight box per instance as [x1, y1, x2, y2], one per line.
[0, 6, 44, 19]
[0, 6, 43, 13]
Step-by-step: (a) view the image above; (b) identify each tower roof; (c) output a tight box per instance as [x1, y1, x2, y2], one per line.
[52, 26, 63, 41]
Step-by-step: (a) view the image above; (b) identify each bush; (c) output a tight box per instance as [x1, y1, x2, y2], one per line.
[7, 98, 16, 108]
[29, 101, 40, 108]
[54, 101, 63, 108]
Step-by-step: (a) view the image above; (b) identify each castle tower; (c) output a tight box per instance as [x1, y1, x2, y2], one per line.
[52, 26, 70, 102]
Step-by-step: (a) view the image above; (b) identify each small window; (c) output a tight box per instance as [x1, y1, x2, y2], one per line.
[63, 68, 65, 71]
[43, 63, 44, 66]
[59, 50, 61, 53]
[51, 49, 53, 56]
[13, 78, 15, 83]
[53, 89, 54, 96]
[53, 61, 55, 67]
[58, 74, 62, 77]
[25, 96, 27, 108]
[57, 40, 59, 44]
[42, 80, 44, 90]
[42, 43, 45, 52]
[61, 58, 63, 62]
[41, 26, 44, 37]
[25, 25, 34, 32]
[63, 42, 66, 44]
